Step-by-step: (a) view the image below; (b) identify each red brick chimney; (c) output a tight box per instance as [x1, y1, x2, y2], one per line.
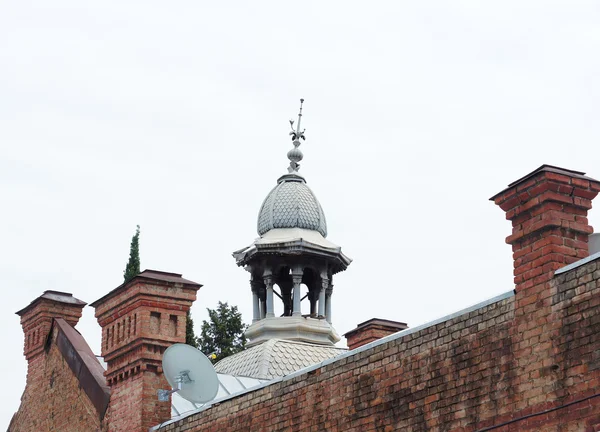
[90, 270, 201, 432]
[16, 290, 86, 361]
[491, 165, 600, 295]
[15, 291, 87, 424]
[344, 318, 408, 350]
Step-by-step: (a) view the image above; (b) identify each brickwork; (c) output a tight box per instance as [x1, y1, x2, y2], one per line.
[155, 256, 600, 431]
[103, 369, 173, 430]
[16, 291, 86, 361]
[491, 165, 600, 296]
[9, 324, 106, 432]
[91, 270, 201, 432]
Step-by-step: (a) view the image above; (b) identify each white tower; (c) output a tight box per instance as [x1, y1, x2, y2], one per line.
[233, 100, 352, 347]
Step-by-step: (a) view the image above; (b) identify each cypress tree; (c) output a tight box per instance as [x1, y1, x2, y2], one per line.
[123, 225, 141, 283]
[186, 310, 199, 347]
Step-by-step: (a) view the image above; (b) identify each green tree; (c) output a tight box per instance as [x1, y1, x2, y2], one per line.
[123, 225, 141, 283]
[198, 302, 248, 363]
[186, 310, 198, 348]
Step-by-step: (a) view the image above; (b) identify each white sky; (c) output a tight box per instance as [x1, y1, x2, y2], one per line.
[2, 1, 600, 427]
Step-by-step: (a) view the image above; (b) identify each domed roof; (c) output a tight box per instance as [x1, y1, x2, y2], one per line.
[257, 174, 328, 237]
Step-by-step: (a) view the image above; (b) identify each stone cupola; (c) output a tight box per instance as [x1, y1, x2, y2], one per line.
[233, 100, 352, 347]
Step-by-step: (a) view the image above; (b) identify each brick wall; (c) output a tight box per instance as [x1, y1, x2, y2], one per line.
[9, 323, 107, 432]
[155, 256, 600, 432]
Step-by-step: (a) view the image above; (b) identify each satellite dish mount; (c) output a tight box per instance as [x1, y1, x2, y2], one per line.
[157, 343, 219, 404]
[157, 369, 194, 401]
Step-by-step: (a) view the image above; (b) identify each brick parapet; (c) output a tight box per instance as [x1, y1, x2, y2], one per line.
[155, 295, 517, 431]
[154, 256, 600, 431]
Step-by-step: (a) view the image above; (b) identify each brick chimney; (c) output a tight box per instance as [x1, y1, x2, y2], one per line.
[16, 290, 87, 361]
[491, 165, 600, 295]
[90, 270, 201, 432]
[15, 290, 87, 420]
[344, 318, 408, 350]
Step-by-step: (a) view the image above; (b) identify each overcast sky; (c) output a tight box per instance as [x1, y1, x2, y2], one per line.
[2, 1, 600, 427]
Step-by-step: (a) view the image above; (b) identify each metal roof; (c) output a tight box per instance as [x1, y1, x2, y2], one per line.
[171, 374, 269, 418]
[254, 227, 340, 249]
[257, 174, 327, 237]
[214, 338, 346, 379]
[343, 318, 408, 338]
[15, 290, 87, 316]
[489, 164, 600, 201]
[89, 269, 201, 308]
[232, 228, 352, 274]
[53, 319, 110, 418]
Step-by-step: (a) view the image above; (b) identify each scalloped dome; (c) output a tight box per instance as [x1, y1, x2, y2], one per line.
[257, 174, 327, 237]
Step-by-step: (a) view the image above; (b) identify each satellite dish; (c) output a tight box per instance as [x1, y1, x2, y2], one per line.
[158, 343, 219, 404]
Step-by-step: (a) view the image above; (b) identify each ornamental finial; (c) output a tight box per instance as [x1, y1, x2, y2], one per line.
[287, 99, 305, 173]
[289, 98, 305, 142]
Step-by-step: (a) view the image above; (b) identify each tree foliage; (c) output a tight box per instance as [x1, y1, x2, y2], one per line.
[198, 302, 247, 363]
[186, 310, 198, 348]
[123, 225, 141, 283]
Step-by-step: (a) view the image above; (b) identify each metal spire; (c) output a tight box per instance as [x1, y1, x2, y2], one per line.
[287, 99, 305, 173]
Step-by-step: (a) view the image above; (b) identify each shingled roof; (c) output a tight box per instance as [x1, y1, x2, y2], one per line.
[214, 339, 346, 379]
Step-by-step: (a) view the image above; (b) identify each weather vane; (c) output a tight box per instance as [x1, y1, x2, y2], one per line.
[289, 98, 306, 142]
[287, 99, 305, 173]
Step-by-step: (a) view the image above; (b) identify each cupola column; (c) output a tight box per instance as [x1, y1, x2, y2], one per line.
[252, 292, 260, 322]
[325, 285, 333, 324]
[250, 279, 262, 323]
[318, 276, 328, 317]
[291, 266, 303, 316]
[264, 270, 275, 318]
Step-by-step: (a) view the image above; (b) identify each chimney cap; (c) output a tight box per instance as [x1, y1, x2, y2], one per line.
[490, 164, 599, 201]
[16, 290, 87, 316]
[343, 318, 408, 338]
[89, 269, 202, 308]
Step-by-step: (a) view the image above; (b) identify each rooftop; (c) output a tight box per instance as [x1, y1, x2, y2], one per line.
[343, 318, 409, 338]
[90, 269, 201, 307]
[214, 338, 346, 379]
[489, 164, 600, 201]
[15, 290, 86, 316]
[257, 174, 328, 237]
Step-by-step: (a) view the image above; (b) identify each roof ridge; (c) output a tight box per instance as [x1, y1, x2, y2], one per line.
[274, 339, 344, 349]
[141, 269, 183, 277]
[258, 339, 277, 378]
[53, 319, 110, 418]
